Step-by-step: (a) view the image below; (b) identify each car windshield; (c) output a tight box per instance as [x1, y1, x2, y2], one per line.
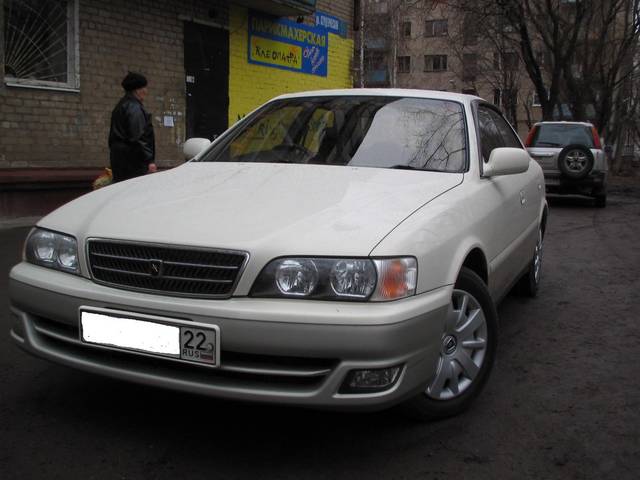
[197, 96, 467, 172]
[531, 124, 595, 148]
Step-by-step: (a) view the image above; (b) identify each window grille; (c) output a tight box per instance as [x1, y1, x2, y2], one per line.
[3, 0, 79, 90]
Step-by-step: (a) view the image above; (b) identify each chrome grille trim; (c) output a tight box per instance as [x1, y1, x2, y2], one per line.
[86, 239, 249, 298]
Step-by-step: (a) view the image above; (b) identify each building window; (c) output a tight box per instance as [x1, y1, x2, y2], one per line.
[3, 0, 79, 90]
[424, 55, 447, 72]
[402, 21, 411, 37]
[462, 15, 478, 46]
[462, 54, 478, 81]
[425, 19, 448, 37]
[397, 55, 410, 73]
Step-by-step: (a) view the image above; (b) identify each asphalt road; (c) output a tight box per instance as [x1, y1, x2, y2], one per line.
[1, 190, 639, 480]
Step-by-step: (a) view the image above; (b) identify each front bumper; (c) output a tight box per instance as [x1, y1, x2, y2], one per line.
[9, 262, 451, 410]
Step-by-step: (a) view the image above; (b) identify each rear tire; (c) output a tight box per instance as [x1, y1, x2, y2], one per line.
[400, 268, 498, 421]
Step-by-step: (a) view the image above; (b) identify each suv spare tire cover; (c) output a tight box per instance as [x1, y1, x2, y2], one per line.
[557, 144, 594, 180]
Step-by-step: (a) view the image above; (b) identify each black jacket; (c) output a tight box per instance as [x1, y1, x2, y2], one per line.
[108, 93, 155, 182]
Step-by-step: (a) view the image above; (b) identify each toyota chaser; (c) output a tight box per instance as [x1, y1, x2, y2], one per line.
[8, 90, 547, 419]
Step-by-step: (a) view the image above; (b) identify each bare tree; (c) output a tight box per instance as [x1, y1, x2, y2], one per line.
[450, 0, 640, 171]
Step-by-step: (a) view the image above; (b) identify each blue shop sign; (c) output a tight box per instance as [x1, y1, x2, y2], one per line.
[248, 12, 328, 77]
[315, 11, 347, 37]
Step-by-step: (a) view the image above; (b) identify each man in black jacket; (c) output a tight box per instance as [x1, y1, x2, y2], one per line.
[108, 72, 157, 182]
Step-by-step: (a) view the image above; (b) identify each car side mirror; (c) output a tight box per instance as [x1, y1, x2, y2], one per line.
[183, 138, 212, 161]
[483, 148, 530, 177]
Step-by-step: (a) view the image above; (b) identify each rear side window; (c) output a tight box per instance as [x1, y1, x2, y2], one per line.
[531, 124, 595, 148]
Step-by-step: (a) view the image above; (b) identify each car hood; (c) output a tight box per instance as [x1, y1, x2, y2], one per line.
[40, 162, 462, 257]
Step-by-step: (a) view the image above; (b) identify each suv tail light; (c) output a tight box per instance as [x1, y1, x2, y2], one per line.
[591, 126, 602, 149]
[524, 126, 537, 147]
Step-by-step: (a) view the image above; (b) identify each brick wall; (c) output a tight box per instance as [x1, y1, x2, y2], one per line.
[0, 0, 354, 172]
[0, 0, 227, 170]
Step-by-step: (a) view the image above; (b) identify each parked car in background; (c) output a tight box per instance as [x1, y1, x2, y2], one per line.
[9, 90, 547, 420]
[525, 121, 608, 207]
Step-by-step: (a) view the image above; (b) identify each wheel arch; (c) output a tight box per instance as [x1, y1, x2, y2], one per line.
[460, 247, 489, 286]
[540, 202, 549, 239]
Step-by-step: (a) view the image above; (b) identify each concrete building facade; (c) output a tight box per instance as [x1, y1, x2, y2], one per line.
[357, 0, 542, 138]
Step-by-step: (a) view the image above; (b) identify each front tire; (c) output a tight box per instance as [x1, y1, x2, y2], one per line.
[400, 268, 498, 421]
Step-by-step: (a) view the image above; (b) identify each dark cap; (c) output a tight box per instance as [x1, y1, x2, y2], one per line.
[121, 72, 147, 91]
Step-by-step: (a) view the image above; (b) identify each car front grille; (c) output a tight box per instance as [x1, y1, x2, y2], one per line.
[87, 240, 248, 298]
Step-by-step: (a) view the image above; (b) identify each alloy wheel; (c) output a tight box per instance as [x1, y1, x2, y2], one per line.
[426, 290, 488, 400]
[533, 228, 543, 284]
[564, 149, 588, 173]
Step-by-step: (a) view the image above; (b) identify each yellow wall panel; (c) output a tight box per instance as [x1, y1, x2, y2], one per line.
[228, 6, 354, 126]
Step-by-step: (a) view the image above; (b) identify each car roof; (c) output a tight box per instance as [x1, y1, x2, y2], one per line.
[271, 88, 483, 104]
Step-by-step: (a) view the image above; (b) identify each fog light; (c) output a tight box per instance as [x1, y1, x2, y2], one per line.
[339, 366, 403, 394]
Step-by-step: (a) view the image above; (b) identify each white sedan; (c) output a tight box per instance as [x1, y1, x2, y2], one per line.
[9, 89, 547, 419]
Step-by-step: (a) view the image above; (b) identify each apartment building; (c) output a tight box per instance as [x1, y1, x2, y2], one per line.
[357, 0, 543, 138]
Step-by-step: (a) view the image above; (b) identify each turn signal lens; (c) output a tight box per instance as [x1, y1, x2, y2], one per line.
[371, 258, 417, 301]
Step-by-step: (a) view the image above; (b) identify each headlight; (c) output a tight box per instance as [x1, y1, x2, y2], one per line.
[25, 228, 80, 274]
[251, 257, 416, 301]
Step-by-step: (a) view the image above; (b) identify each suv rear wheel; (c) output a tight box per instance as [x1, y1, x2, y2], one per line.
[558, 144, 594, 180]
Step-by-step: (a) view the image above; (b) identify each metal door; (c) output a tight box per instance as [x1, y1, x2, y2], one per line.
[184, 22, 229, 140]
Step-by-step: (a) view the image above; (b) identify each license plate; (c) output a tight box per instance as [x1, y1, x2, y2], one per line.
[79, 308, 219, 367]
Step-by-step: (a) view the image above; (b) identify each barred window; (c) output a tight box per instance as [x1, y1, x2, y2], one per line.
[3, 0, 79, 90]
